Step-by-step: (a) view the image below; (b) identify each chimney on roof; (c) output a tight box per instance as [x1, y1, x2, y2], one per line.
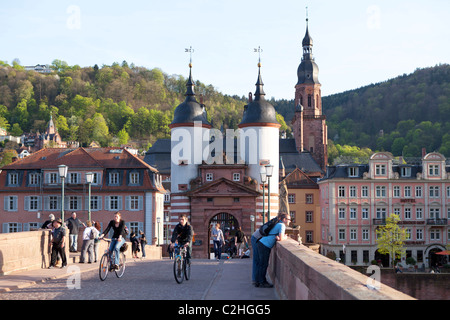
[422, 148, 426, 158]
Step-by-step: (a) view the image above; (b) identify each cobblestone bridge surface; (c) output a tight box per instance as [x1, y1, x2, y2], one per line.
[0, 255, 278, 301]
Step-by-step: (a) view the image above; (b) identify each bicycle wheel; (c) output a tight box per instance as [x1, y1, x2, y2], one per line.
[115, 252, 126, 278]
[173, 256, 184, 284]
[184, 258, 191, 281]
[99, 254, 109, 281]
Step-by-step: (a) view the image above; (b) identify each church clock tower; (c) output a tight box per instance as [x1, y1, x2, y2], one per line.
[292, 16, 328, 171]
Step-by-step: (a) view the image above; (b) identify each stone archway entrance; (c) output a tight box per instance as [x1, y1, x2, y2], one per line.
[208, 212, 239, 259]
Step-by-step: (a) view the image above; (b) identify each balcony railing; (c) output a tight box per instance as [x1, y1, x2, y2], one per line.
[372, 218, 386, 225]
[426, 218, 448, 226]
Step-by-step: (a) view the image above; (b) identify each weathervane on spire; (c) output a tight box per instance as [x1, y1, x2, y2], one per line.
[306, 6, 309, 24]
[185, 46, 194, 68]
[254, 46, 263, 67]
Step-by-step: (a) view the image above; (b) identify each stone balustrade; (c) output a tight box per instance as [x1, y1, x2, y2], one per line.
[267, 238, 415, 300]
[0, 230, 161, 276]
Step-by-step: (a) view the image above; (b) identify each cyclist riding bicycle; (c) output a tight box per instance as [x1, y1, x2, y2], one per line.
[99, 212, 127, 270]
[170, 214, 193, 263]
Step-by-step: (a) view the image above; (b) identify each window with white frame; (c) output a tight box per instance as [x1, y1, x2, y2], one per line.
[129, 196, 140, 210]
[29, 196, 39, 211]
[447, 186, 450, 198]
[361, 186, 369, 198]
[416, 207, 423, 219]
[306, 194, 313, 204]
[164, 193, 170, 203]
[428, 165, 439, 176]
[394, 207, 401, 216]
[430, 229, 441, 241]
[349, 186, 357, 198]
[404, 207, 411, 219]
[362, 229, 369, 241]
[375, 164, 386, 175]
[90, 196, 100, 211]
[109, 196, 120, 210]
[376, 207, 386, 219]
[338, 186, 345, 198]
[206, 173, 213, 181]
[4, 196, 18, 211]
[109, 172, 119, 185]
[429, 186, 440, 198]
[404, 186, 411, 198]
[9, 173, 19, 186]
[415, 186, 422, 198]
[350, 207, 357, 219]
[375, 186, 386, 198]
[288, 194, 295, 204]
[305, 211, 313, 223]
[338, 229, 346, 241]
[401, 167, 411, 177]
[350, 229, 357, 241]
[429, 208, 440, 219]
[362, 207, 369, 219]
[233, 173, 240, 182]
[6, 223, 20, 233]
[348, 167, 359, 177]
[92, 173, 100, 185]
[393, 186, 400, 198]
[129, 172, 139, 185]
[416, 229, 423, 240]
[28, 173, 40, 186]
[49, 172, 58, 184]
[69, 196, 81, 211]
[69, 172, 79, 184]
[338, 207, 346, 219]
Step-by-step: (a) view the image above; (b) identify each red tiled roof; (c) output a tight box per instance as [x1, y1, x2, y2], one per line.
[3, 147, 158, 171]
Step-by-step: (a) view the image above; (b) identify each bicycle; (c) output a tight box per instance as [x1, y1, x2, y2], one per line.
[99, 238, 126, 281]
[173, 243, 191, 284]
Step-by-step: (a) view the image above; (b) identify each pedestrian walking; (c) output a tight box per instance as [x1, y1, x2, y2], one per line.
[41, 214, 55, 229]
[234, 226, 248, 258]
[80, 221, 97, 263]
[130, 232, 140, 259]
[48, 218, 67, 269]
[211, 223, 225, 260]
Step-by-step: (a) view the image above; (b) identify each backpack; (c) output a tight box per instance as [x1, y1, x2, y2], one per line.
[89, 227, 98, 240]
[259, 217, 279, 237]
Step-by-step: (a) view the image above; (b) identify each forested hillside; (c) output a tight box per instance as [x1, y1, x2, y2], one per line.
[273, 64, 450, 158]
[0, 59, 277, 151]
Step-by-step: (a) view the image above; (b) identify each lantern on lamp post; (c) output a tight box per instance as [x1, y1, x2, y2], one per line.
[86, 172, 94, 222]
[265, 164, 274, 221]
[58, 165, 68, 221]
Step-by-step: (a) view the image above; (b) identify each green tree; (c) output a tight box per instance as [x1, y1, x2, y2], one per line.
[376, 214, 407, 268]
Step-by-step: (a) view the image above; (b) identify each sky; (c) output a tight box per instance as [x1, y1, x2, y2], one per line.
[1, 0, 450, 100]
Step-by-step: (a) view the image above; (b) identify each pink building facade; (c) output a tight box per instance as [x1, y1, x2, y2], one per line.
[319, 152, 449, 268]
[0, 147, 165, 245]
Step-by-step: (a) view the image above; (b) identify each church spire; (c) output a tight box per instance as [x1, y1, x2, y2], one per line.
[302, 7, 314, 61]
[185, 46, 195, 96]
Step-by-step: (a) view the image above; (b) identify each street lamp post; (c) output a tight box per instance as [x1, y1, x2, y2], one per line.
[260, 167, 267, 224]
[157, 217, 161, 246]
[265, 164, 274, 221]
[58, 165, 68, 221]
[86, 172, 94, 222]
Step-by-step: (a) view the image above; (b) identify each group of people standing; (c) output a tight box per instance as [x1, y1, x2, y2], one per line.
[42, 211, 147, 270]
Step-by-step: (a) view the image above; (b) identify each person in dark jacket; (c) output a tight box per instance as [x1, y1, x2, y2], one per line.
[99, 212, 127, 269]
[48, 218, 67, 269]
[170, 214, 193, 262]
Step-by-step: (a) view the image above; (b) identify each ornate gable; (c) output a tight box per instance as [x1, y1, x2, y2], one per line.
[187, 177, 260, 197]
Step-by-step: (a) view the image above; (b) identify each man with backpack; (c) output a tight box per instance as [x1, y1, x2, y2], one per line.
[252, 213, 290, 288]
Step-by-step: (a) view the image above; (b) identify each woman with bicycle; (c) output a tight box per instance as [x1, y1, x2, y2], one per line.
[99, 212, 127, 270]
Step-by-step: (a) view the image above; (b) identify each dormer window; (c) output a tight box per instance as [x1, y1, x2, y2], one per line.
[28, 173, 40, 186]
[9, 172, 19, 186]
[401, 167, 411, 177]
[375, 164, 386, 175]
[129, 172, 139, 185]
[348, 167, 359, 177]
[428, 165, 439, 176]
